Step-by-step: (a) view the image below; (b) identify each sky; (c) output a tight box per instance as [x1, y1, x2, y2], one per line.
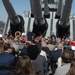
[0, 0, 75, 22]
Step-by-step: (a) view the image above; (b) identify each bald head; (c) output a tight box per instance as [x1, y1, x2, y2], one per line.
[57, 43, 63, 50]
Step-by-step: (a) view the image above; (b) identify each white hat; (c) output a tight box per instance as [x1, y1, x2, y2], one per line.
[71, 46, 75, 50]
[0, 34, 2, 38]
[22, 32, 26, 36]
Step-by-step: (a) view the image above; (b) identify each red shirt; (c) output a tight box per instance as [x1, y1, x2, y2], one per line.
[20, 37, 26, 43]
[69, 41, 75, 46]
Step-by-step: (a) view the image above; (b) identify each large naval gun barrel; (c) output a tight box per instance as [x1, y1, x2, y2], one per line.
[44, 0, 50, 18]
[30, 0, 34, 17]
[2, 0, 24, 37]
[31, 0, 48, 37]
[55, 0, 62, 19]
[56, 0, 73, 38]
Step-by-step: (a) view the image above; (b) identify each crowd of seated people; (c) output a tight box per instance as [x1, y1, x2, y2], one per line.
[0, 31, 75, 75]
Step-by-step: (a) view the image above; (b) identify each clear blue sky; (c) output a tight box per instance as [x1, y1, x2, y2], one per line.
[0, 0, 75, 22]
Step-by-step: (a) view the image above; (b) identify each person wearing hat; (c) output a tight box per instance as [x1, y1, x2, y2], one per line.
[27, 45, 44, 75]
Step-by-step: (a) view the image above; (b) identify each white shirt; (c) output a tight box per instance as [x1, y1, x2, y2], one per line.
[57, 57, 62, 67]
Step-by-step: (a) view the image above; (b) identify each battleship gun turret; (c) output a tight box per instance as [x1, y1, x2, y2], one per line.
[31, 0, 48, 37]
[56, 0, 73, 38]
[2, 0, 24, 37]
